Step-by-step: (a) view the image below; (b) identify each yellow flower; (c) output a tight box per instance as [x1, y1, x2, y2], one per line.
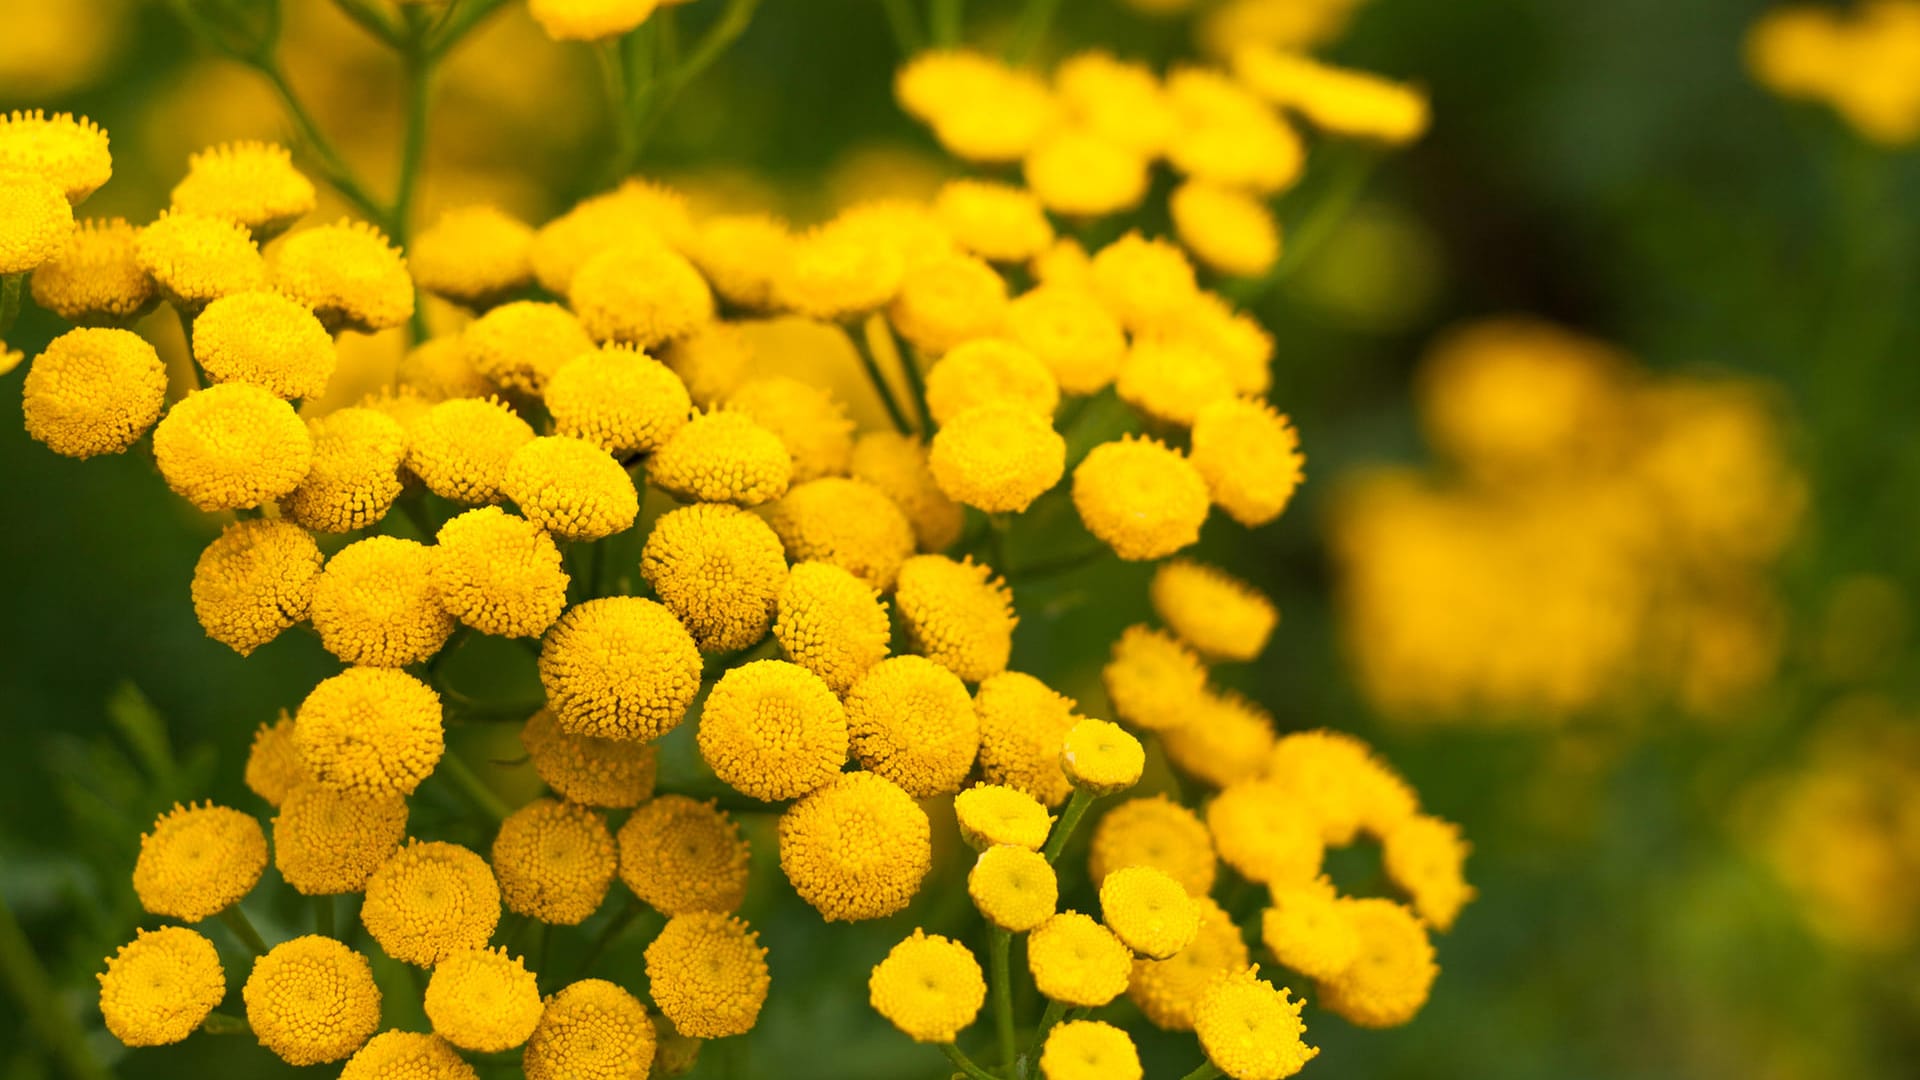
[975, 671, 1080, 808]
[1233, 45, 1430, 145]
[1103, 625, 1206, 733]
[189, 519, 323, 656]
[641, 503, 788, 651]
[571, 244, 715, 348]
[1040, 1020, 1142, 1080]
[135, 210, 263, 308]
[360, 840, 502, 967]
[1116, 335, 1237, 428]
[1097, 865, 1197, 960]
[1024, 129, 1151, 218]
[698, 659, 849, 801]
[726, 375, 856, 483]
[132, 801, 265, 921]
[1176, 292, 1276, 395]
[522, 708, 659, 808]
[409, 204, 534, 308]
[1162, 689, 1277, 788]
[243, 936, 382, 1065]
[1193, 966, 1318, 1080]
[1004, 285, 1127, 396]
[1055, 50, 1177, 157]
[191, 289, 335, 400]
[955, 783, 1053, 851]
[462, 300, 596, 397]
[502, 435, 639, 542]
[899, 50, 1059, 164]
[765, 476, 917, 590]
[1027, 911, 1131, 1006]
[1032, 236, 1096, 290]
[1062, 718, 1144, 796]
[529, 0, 659, 41]
[868, 929, 986, 1043]
[844, 655, 980, 797]
[169, 141, 316, 240]
[924, 338, 1059, 426]
[645, 913, 771, 1038]
[432, 507, 569, 638]
[524, 979, 656, 1080]
[889, 252, 1010, 355]
[652, 1012, 701, 1076]
[894, 555, 1014, 682]
[1314, 898, 1437, 1028]
[285, 406, 408, 533]
[932, 179, 1054, 263]
[688, 213, 792, 310]
[1165, 67, 1305, 194]
[617, 794, 751, 915]
[295, 667, 444, 796]
[1380, 813, 1474, 931]
[425, 947, 543, 1052]
[1206, 781, 1324, 886]
[968, 845, 1057, 932]
[548, 344, 694, 457]
[1150, 559, 1278, 662]
[1171, 180, 1282, 278]
[270, 220, 414, 334]
[0, 110, 112, 202]
[647, 408, 793, 506]
[538, 597, 703, 741]
[20, 326, 166, 458]
[1264, 729, 1417, 844]
[340, 1031, 477, 1080]
[530, 179, 692, 295]
[851, 431, 965, 552]
[933, 400, 1070, 518]
[1190, 397, 1303, 527]
[311, 536, 453, 667]
[663, 321, 758, 407]
[273, 783, 409, 895]
[1072, 437, 1210, 561]
[29, 217, 154, 323]
[1260, 877, 1358, 981]
[1088, 794, 1217, 895]
[1128, 895, 1246, 1031]
[896, 49, 1006, 121]
[778, 771, 932, 921]
[1089, 232, 1200, 333]
[244, 712, 308, 807]
[97, 926, 225, 1047]
[774, 216, 906, 321]
[153, 383, 313, 511]
[492, 797, 617, 925]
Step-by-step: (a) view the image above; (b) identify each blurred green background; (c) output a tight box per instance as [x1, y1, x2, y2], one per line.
[3, 0, 1919, 1077]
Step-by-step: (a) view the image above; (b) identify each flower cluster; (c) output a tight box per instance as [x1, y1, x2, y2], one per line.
[1747, 0, 1920, 145]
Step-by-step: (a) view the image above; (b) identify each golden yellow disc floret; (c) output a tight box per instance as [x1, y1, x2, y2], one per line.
[924, 338, 1059, 426]
[0, 110, 112, 203]
[1099, 866, 1198, 959]
[868, 929, 987, 1043]
[929, 402, 1067, 514]
[1170, 180, 1282, 278]
[433, 507, 569, 637]
[844, 655, 980, 797]
[133, 801, 265, 922]
[1150, 559, 1278, 662]
[1027, 911, 1131, 1006]
[617, 794, 751, 915]
[462, 300, 596, 397]
[0, 173, 72, 274]
[1380, 813, 1474, 932]
[933, 179, 1054, 263]
[851, 431, 965, 552]
[243, 935, 383, 1065]
[548, 344, 693, 457]
[529, 0, 660, 42]
[647, 408, 793, 506]
[1004, 285, 1127, 396]
[502, 436, 639, 541]
[1260, 878, 1359, 981]
[29, 217, 155, 323]
[361, 840, 501, 967]
[1313, 898, 1437, 1028]
[889, 252, 1010, 356]
[245, 712, 308, 807]
[955, 783, 1053, 851]
[1061, 717, 1145, 796]
[642, 503, 789, 652]
[689, 212, 792, 310]
[572, 244, 714, 348]
[895, 555, 1016, 684]
[1116, 335, 1237, 427]
[968, 845, 1058, 932]
[1041, 1020, 1142, 1080]
[270, 220, 414, 334]
[773, 560, 892, 692]
[904, 51, 1060, 164]
[20, 326, 166, 457]
[135, 210, 263, 308]
[1193, 966, 1318, 1080]
[1128, 895, 1247, 1031]
[974, 671, 1080, 808]
[97, 926, 225, 1047]
[285, 406, 408, 533]
[1190, 397, 1304, 527]
[425, 947, 543, 1052]
[522, 708, 659, 808]
[1088, 794, 1217, 895]
[778, 772, 932, 921]
[1162, 690, 1276, 788]
[409, 204, 534, 308]
[192, 289, 336, 400]
[538, 596, 703, 740]
[523, 979, 656, 1080]
[1024, 129, 1151, 218]
[1103, 624, 1209, 732]
[644, 913, 771, 1038]
[189, 518, 323, 656]
[725, 375, 856, 483]
[153, 382, 313, 510]
[765, 477, 917, 591]
[295, 667, 445, 796]
[492, 797, 617, 925]
[273, 783, 409, 895]
[340, 1031, 478, 1080]
[311, 535, 455, 666]
[170, 141, 315, 240]
[1072, 436, 1210, 561]
[408, 396, 536, 505]
[698, 659, 849, 801]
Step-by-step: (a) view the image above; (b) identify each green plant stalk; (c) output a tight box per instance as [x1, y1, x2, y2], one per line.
[1175, 1064, 1223, 1080]
[0, 274, 22, 339]
[313, 894, 335, 937]
[938, 1042, 1000, 1080]
[437, 752, 511, 822]
[854, 319, 914, 435]
[255, 62, 388, 227]
[218, 906, 269, 956]
[0, 893, 110, 1080]
[882, 315, 935, 435]
[989, 928, 1017, 1073]
[881, 0, 924, 52]
[1270, 146, 1379, 285]
[200, 1012, 252, 1036]
[428, 0, 512, 58]
[573, 894, 657, 980]
[1041, 789, 1094, 863]
[1007, 0, 1065, 64]
[1020, 998, 1069, 1076]
[629, 0, 760, 157]
[394, 8, 436, 342]
[930, 0, 963, 46]
[331, 0, 404, 47]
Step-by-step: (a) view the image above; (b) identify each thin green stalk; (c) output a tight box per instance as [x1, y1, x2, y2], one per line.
[534, 921, 554, 981]
[200, 1012, 252, 1036]
[989, 928, 1017, 1074]
[573, 894, 656, 979]
[1041, 789, 1094, 863]
[1007, 543, 1105, 583]
[1006, 0, 1065, 64]
[394, 12, 435, 341]
[937, 1042, 1000, 1080]
[332, 0, 404, 47]
[985, 515, 1011, 575]
[929, 0, 963, 46]
[175, 305, 207, 392]
[255, 63, 389, 227]
[0, 274, 22, 339]
[855, 320, 914, 435]
[881, 315, 935, 435]
[629, 0, 759, 156]
[881, 0, 924, 53]
[0, 893, 111, 1080]
[1021, 997, 1068, 1072]
[437, 752, 511, 822]
[313, 894, 336, 938]
[1176, 1064, 1224, 1080]
[1271, 147, 1379, 284]
[428, 0, 512, 57]
[218, 906, 270, 956]
[398, 493, 438, 541]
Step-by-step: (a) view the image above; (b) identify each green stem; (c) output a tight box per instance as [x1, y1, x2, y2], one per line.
[929, 0, 963, 46]
[1041, 789, 1094, 864]
[437, 751, 511, 822]
[1022, 998, 1068, 1071]
[881, 0, 924, 52]
[1271, 146, 1379, 285]
[0, 274, 21, 339]
[331, 0, 404, 47]
[534, 920, 553, 981]
[1176, 1064, 1224, 1080]
[1006, 0, 1064, 64]
[882, 315, 935, 435]
[937, 1042, 1000, 1080]
[312, 894, 335, 938]
[629, 0, 759, 156]
[1007, 544, 1106, 583]
[985, 515, 1011, 575]
[855, 319, 914, 435]
[989, 928, 1017, 1074]
[573, 894, 655, 979]
[255, 62, 389, 228]
[0, 893, 111, 1080]
[394, 11, 435, 341]
[200, 1012, 252, 1036]
[428, 0, 512, 57]
[595, 38, 640, 183]
[218, 906, 270, 956]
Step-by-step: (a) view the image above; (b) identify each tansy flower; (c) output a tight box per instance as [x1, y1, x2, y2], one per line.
[1040, 1020, 1142, 1080]
[359, 386, 434, 439]
[1233, 45, 1430, 145]
[523, 979, 656, 1080]
[0, 343, 18, 375]
[955, 783, 1053, 851]
[360, 840, 502, 966]
[461, 300, 596, 397]
[502, 436, 639, 542]
[1089, 233, 1200, 333]
[867, 930, 987, 1043]
[975, 671, 1081, 807]
[1027, 911, 1131, 1006]
[1261, 877, 1358, 981]
[1100, 866, 1199, 959]
[492, 797, 617, 925]
[311, 530, 456, 664]
[432, 507, 569, 637]
[1162, 689, 1277, 788]
[1072, 437, 1210, 561]
[1116, 335, 1238, 428]
[778, 772, 932, 921]
[273, 784, 409, 895]
[409, 204, 534, 308]
[295, 668, 445, 796]
[932, 179, 1054, 263]
[772, 560, 892, 692]
[170, 141, 315, 240]
[425, 947, 543, 1051]
[1032, 236, 1096, 290]
[773, 215, 906, 320]
[844, 655, 980, 797]
[765, 477, 917, 590]
[529, 179, 691, 294]
[29, 217, 155, 323]
[647, 408, 793, 506]
[1165, 67, 1306, 195]
[698, 659, 849, 801]
[617, 794, 751, 915]
[1189, 397, 1304, 527]
[1170, 180, 1283, 278]
[1055, 50, 1177, 157]
[397, 337, 492, 401]
[1314, 898, 1437, 1029]
[529, 0, 659, 41]
[20, 326, 166, 458]
[97, 926, 225, 1047]
[924, 338, 1060, 426]
[245, 712, 308, 807]
[340, 1031, 477, 1080]
[645, 913, 771, 1038]
[905, 53, 1060, 164]
[285, 406, 408, 533]
[895, 555, 1015, 683]
[663, 321, 758, 407]
[189, 518, 323, 656]
[1024, 129, 1151, 218]
[538, 597, 703, 741]
[1264, 729, 1417, 844]
[642, 503, 788, 653]
[1193, 966, 1318, 1080]
[689, 213, 792, 310]
[135, 210, 263, 308]
[725, 375, 856, 483]
[1088, 794, 1216, 895]
[132, 802, 265, 921]
[0, 110, 113, 203]
[191, 289, 335, 400]
[548, 344, 694, 456]
[1177, 294, 1275, 396]
[153, 382, 313, 511]
[1061, 718, 1145, 796]
[837, 200, 961, 274]
[522, 708, 659, 808]
[889, 252, 1010, 355]
[571, 245, 715, 348]
[929, 402, 1067, 514]
[270, 220, 414, 334]
[1004, 285, 1127, 396]
[1207, 781, 1324, 886]
[1128, 895, 1246, 1031]
[852, 431, 965, 552]
[1103, 625, 1207, 732]
[1150, 559, 1278, 662]
[243, 936, 382, 1065]
[968, 845, 1057, 932]
[896, 49, 1007, 121]
[1380, 813, 1474, 931]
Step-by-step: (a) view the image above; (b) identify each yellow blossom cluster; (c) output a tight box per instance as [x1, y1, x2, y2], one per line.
[1747, 1, 1920, 145]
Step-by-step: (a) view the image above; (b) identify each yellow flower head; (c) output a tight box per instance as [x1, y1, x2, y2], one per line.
[170, 141, 316, 240]
[766, 476, 917, 590]
[1314, 898, 1437, 1028]
[492, 797, 617, 925]
[933, 179, 1054, 263]
[340, 1031, 477, 1080]
[851, 431, 964, 552]
[1117, 335, 1237, 428]
[1178, 293, 1275, 396]
[571, 244, 715, 348]
[1024, 129, 1151, 218]
[925, 337, 1060, 427]
[968, 844, 1058, 932]
[1170, 180, 1282, 278]
[1032, 236, 1096, 291]
[522, 708, 659, 808]
[772, 560, 893, 692]
[243, 936, 382, 1065]
[273, 784, 409, 895]
[539, 597, 702, 741]
[618, 794, 751, 915]
[286, 406, 408, 533]
[502, 436, 639, 542]
[643, 503, 789, 653]
[1100, 866, 1199, 959]
[97, 926, 225, 1047]
[955, 783, 1053, 851]
[1072, 436, 1210, 561]
[645, 913, 771, 1038]
[191, 289, 336, 400]
[462, 300, 596, 397]
[975, 671, 1081, 807]
[1056, 50, 1177, 157]
[409, 204, 534, 308]
[524, 979, 656, 1080]
[189, 518, 323, 656]
[1264, 729, 1417, 844]
[135, 210, 263, 308]
[889, 252, 1010, 356]
[1040, 1020, 1142, 1080]
[1103, 625, 1207, 733]
[1207, 781, 1324, 886]
[663, 321, 758, 408]
[689, 212, 792, 310]
[698, 659, 849, 801]
[1193, 966, 1318, 1080]
[896, 49, 1005, 119]
[548, 344, 693, 456]
[432, 507, 569, 637]
[1166, 67, 1305, 194]
[530, 180, 691, 294]
[895, 555, 1015, 682]
[898, 49, 1059, 163]
[1005, 285, 1128, 396]
[1062, 718, 1145, 796]
[20, 326, 166, 458]
[361, 840, 501, 966]
[425, 947, 543, 1052]
[1089, 232, 1200, 333]
[1381, 813, 1474, 931]
[29, 217, 155, 323]
[135, 802, 264, 919]
[312, 537, 453, 666]
[774, 215, 906, 320]
[1261, 877, 1359, 981]
[1190, 397, 1303, 527]
[153, 382, 313, 510]
[778, 771, 932, 921]
[1162, 689, 1276, 788]
[868, 929, 987, 1043]
[1150, 559, 1278, 662]
[399, 336, 493, 402]
[1233, 45, 1430, 145]
[245, 712, 309, 807]
[1128, 895, 1247, 1031]
[929, 402, 1067, 514]
[529, 0, 659, 41]
[295, 667, 445, 796]
[845, 655, 980, 797]
[1088, 794, 1217, 896]
[647, 408, 793, 506]
[270, 220, 414, 334]
[726, 375, 856, 483]
[1027, 911, 1132, 1006]
[0, 110, 112, 202]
